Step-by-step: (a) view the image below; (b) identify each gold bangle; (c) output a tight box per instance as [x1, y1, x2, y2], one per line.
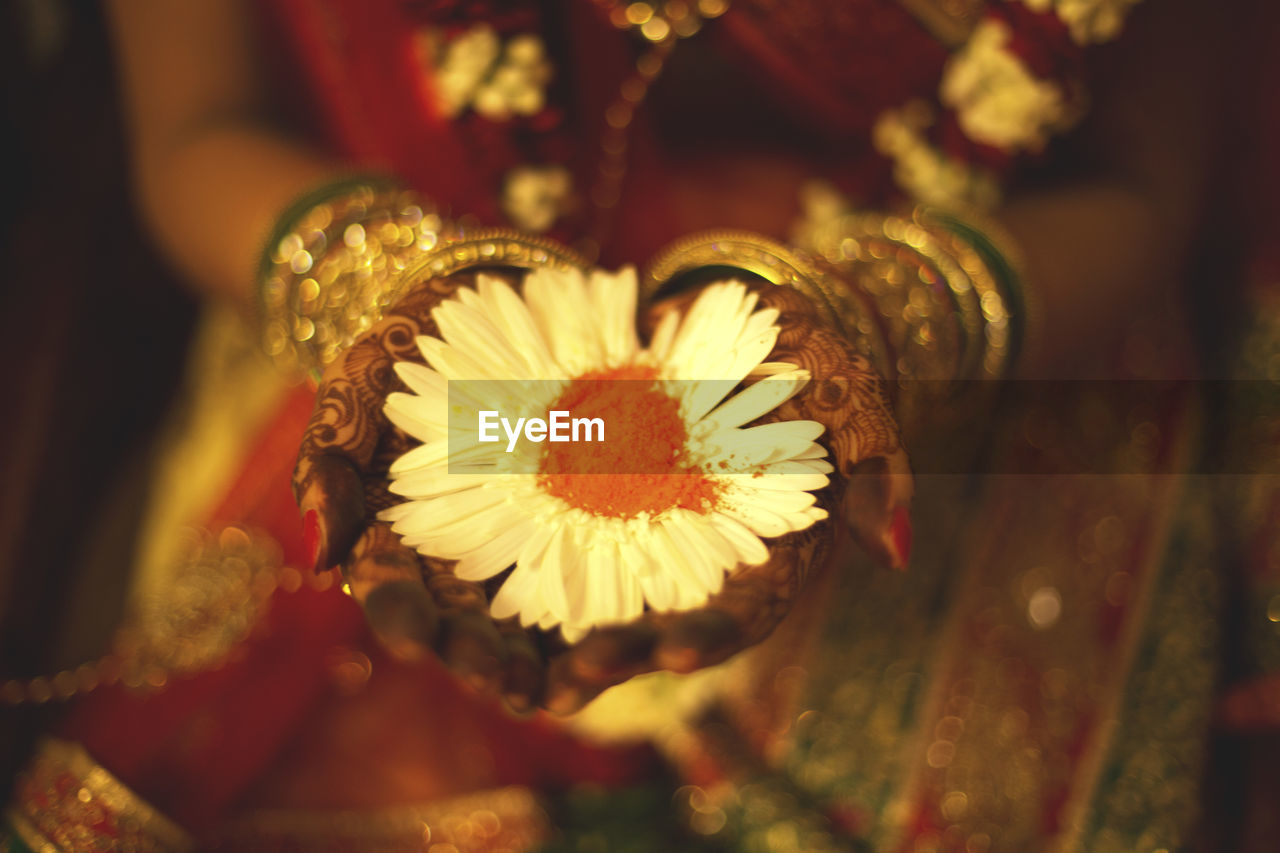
[801, 211, 977, 384]
[257, 180, 455, 381]
[397, 228, 591, 288]
[918, 204, 1036, 375]
[10, 738, 194, 851]
[642, 229, 890, 374]
[798, 207, 1025, 383]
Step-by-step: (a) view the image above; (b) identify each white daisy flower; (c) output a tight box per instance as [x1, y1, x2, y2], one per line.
[380, 266, 832, 642]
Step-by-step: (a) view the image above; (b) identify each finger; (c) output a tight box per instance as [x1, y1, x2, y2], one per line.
[345, 524, 441, 659]
[422, 571, 507, 694]
[752, 283, 915, 570]
[293, 283, 452, 569]
[363, 580, 440, 662]
[497, 623, 544, 714]
[565, 622, 660, 685]
[653, 609, 740, 673]
[294, 332, 406, 569]
[298, 453, 365, 572]
[842, 450, 914, 570]
[437, 610, 507, 695]
[542, 654, 612, 716]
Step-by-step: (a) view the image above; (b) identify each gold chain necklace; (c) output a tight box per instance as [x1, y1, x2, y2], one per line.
[578, 0, 729, 261]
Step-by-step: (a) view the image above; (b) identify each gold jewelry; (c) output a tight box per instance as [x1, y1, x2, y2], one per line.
[399, 228, 589, 286]
[1, 526, 333, 708]
[578, 1, 729, 261]
[642, 229, 887, 363]
[8, 738, 194, 851]
[797, 206, 1022, 384]
[258, 179, 454, 380]
[919, 204, 1035, 374]
[590, 0, 730, 43]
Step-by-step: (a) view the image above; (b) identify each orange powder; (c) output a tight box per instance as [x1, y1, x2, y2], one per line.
[538, 365, 722, 518]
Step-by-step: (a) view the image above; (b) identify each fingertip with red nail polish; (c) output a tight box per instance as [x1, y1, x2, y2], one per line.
[889, 504, 912, 570]
[302, 508, 327, 572]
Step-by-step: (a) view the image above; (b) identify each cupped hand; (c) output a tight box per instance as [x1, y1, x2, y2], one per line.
[294, 268, 911, 715]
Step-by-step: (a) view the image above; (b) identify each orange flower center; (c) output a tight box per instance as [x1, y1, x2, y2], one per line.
[538, 364, 722, 518]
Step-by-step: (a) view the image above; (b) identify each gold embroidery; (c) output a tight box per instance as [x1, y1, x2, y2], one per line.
[9, 738, 193, 852]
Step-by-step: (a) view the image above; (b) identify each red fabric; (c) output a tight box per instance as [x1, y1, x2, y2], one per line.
[62, 387, 657, 833]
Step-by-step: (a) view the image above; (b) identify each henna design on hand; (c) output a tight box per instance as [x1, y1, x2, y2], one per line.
[295, 266, 908, 713]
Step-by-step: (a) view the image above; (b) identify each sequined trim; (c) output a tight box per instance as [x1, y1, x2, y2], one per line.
[1068, 471, 1219, 852]
[9, 738, 193, 852]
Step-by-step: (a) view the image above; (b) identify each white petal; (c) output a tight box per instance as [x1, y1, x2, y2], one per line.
[588, 267, 640, 366]
[394, 362, 449, 398]
[490, 562, 540, 620]
[760, 459, 834, 476]
[399, 492, 516, 552]
[385, 392, 448, 443]
[702, 420, 827, 471]
[748, 361, 806, 379]
[720, 498, 794, 538]
[708, 514, 770, 565]
[718, 328, 781, 385]
[377, 501, 416, 524]
[524, 267, 602, 376]
[415, 335, 514, 382]
[700, 370, 810, 431]
[559, 528, 590, 624]
[560, 622, 589, 643]
[533, 524, 572, 623]
[671, 507, 738, 571]
[388, 467, 482, 500]
[739, 306, 780, 342]
[647, 521, 707, 598]
[647, 310, 680, 362]
[640, 571, 678, 611]
[432, 299, 529, 377]
[454, 515, 537, 580]
[584, 541, 622, 624]
[729, 485, 817, 515]
[619, 568, 644, 622]
[662, 512, 727, 596]
[726, 471, 829, 493]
